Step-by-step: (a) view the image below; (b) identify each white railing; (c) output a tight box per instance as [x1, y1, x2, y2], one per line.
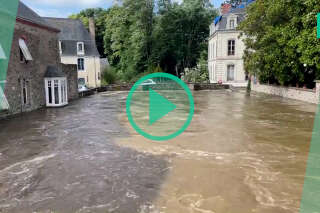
[0, 81, 9, 110]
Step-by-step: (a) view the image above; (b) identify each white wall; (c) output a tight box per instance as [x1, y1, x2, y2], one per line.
[208, 31, 247, 85]
[61, 56, 101, 88]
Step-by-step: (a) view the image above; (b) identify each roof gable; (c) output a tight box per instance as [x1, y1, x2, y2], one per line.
[43, 18, 92, 41]
[43, 18, 100, 57]
[17, 1, 56, 30]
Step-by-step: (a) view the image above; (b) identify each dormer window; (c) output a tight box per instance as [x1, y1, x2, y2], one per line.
[19, 38, 33, 63]
[77, 42, 84, 55]
[230, 19, 235, 29]
[227, 15, 237, 30]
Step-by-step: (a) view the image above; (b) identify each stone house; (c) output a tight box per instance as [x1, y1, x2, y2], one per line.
[0, 1, 78, 117]
[44, 17, 104, 88]
[208, 4, 249, 87]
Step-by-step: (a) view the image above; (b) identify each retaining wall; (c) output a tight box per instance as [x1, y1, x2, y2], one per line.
[251, 81, 320, 104]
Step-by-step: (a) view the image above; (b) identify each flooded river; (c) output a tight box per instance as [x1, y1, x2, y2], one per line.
[0, 90, 316, 213]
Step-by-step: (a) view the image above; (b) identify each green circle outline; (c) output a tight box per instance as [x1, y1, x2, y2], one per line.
[126, 73, 194, 141]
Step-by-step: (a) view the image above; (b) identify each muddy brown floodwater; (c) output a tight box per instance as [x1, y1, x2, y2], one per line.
[0, 90, 316, 213]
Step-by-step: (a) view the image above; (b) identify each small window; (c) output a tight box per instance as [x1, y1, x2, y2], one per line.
[48, 80, 52, 104]
[78, 78, 85, 85]
[21, 79, 30, 105]
[19, 38, 33, 61]
[212, 43, 215, 59]
[227, 65, 235, 81]
[228, 40, 235, 56]
[19, 49, 25, 63]
[98, 72, 101, 80]
[59, 41, 62, 54]
[230, 19, 235, 29]
[77, 42, 84, 55]
[77, 58, 84, 71]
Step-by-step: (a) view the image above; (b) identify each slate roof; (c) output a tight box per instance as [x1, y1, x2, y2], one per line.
[215, 7, 246, 31]
[17, 1, 58, 31]
[44, 66, 66, 78]
[43, 18, 100, 57]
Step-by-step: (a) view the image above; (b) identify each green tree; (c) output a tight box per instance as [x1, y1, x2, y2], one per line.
[151, 0, 217, 75]
[239, 0, 320, 88]
[101, 0, 217, 82]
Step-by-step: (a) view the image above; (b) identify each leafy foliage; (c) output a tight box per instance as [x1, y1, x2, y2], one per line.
[71, 0, 217, 82]
[183, 49, 209, 83]
[239, 0, 320, 88]
[102, 0, 217, 81]
[102, 67, 118, 85]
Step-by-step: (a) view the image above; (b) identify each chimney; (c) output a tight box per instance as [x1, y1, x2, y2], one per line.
[88, 17, 96, 43]
[220, 3, 232, 15]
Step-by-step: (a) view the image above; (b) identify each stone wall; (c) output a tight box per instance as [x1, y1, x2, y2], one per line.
[188, 83, 230, 91]
[3, 21, 61, 117]
[251, 81, 320, 104]
[61, 64, 78, 101]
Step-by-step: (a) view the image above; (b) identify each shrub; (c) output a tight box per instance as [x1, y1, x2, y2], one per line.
[102, 67, 117, 85]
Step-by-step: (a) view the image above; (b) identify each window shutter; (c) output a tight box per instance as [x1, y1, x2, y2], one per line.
[19, 39, 33, 61]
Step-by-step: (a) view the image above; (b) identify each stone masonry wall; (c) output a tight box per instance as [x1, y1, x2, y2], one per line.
[251, 81, 320, 104]
[3, 21, 61, 117]
[60, 64, 78, 101]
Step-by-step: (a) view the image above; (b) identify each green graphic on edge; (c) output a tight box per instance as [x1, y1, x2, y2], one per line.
[318, 13, 320, 39]
[0, 0, 19, 110]
[149, 88, 177, 125]
[300, 101, 320, 212]
[126, 73, 194, 141]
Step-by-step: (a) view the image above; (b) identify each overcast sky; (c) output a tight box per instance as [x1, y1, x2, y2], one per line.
[21, 0, 225, 18]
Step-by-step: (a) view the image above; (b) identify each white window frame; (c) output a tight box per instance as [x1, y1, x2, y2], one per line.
[59, 41, 62, 54]
[229, 19, 235, 29]
[45, 77, 68, 107]
[227, 15, 238, 30]
[228, 39, 236, 56]
[226, 64, 235, 82]
[77, 42, 84, 55]
[21, 78, 30, 106]
[19, 38, 33, 61]
[212, 43, 215, 59]
[77, 58, 85, 71]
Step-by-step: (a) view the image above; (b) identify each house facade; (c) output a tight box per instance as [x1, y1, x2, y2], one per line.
[208, 6, 248, 86]
[44, 18, 102, 88]
[1, 1, 78, 117]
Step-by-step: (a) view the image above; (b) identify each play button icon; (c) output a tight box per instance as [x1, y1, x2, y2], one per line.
[149, 89, 176, 125]
[126, 73, 194, 141]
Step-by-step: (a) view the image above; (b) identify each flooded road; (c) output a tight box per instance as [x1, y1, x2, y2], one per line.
[0, 90, 316, 213]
